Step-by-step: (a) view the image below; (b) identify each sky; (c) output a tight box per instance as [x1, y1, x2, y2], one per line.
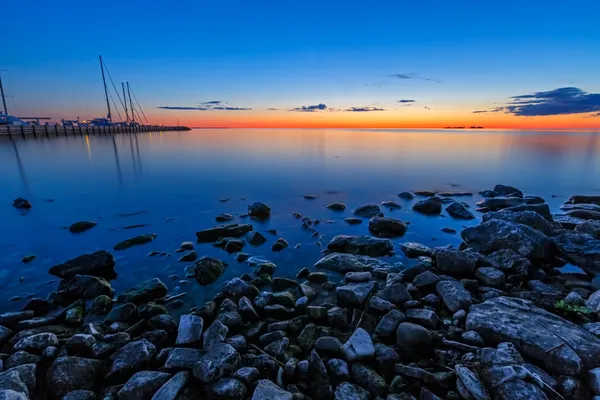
[3, 0, 600, 129]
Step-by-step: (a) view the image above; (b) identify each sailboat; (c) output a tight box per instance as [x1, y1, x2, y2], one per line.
[0, 74, 28, 126]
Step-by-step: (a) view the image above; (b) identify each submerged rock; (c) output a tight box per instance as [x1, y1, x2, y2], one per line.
[66, 275, 114, 300]
[113, 234, 157, 251]
[412, 197, 442, 215]
[326, 203, 346, 211]
[467, 296, 600, 375]
[476, 197, 524, 211]
[49, 251, 116, 280]
[566, 195, 600, 206]
[196, 224, 253, 243]
[248, 232, 267, 246]
[271, 238, 289, 252]
[194, 256, 228, 285]
[352, 204, 384, 218]
[248, 202, 271, 219]
[446, 202, 475, 220]
[398, 192, 415, 200]
[368, 217, 408, 238]
[326, 235, 393, 257]
[69, 221, 97, 233]
[12, 197, 32, 209]
[117, 278, 168, 305]
[493, 184, 523, 197]
[344, 217, 362, 225]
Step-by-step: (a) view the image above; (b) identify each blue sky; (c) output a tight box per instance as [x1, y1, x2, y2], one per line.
[3, 0, 600, 127]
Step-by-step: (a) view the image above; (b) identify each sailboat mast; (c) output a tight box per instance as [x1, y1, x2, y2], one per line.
[99, 55, 112, 122]
[0, 73, 8, 116]
[127, 82, 135, 123]
[122, 82, 130, 123]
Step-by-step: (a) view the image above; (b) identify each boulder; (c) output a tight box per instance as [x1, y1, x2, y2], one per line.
[334, 382, 370, 400]
[114, 234, 157, 251]
[116, 371, 171, 400]
[576, 220, 600, 239]
[461, 219, 555, 261]
[405, 308, 441, 329]
[12, 198, 31, 209]
[493, 184, 523, 197]
[376, 282, 411, 306]
[554, 231, 600, 270]
[251, 379, 292, 400]
[204, 378, 246, 400]
[117, 278, 167, 305]
[352, 204, 383, 218]
[436, 280, 473, 313]
[435, 249, 478, 276]
[396, 322, 432, 355]
[326, 235, 393, 257]
[91, 333, 131, 359]
[215, 278, 259, 302]
[446, 202, 475, 220]
[504, 203, 552, 220]
[487, 249, 534, 277]
[476, 197, 524, 211]
[46, 357, 107, 399]
[196, 224, 253, 242]
[400, 242, 432, 258]
[62, 390, 97, 400]
[105, 303, 137, 323]
[341, 328, 374, 361]
[248, 232, 267, 246]
[192, 343, 240, 383]
[14, 332, 58, 355]
[412, 197, 442, 215]
[351, 363, 387, 397]
[336, 282, 374, 308]
[106, 339, 156, 382]
[149, 371, 188, 400]
[194, 257, 228, 285]
[248, 202, 271, 219]
[49, 251, 116, 280]
[566, 195, 600, 206]
[375, 309, 405, 339]
[66, 275, 114, 300]
[482, 210, 552, 235]
[163, 348, 203, 370]
[315, 253, 392, 273]
[326, 203, 346, 211]
[475, 267, 506, 288]
[176, 315, 203, 346]
[368, 217, 408, 238]
[467, 296, 600, 375]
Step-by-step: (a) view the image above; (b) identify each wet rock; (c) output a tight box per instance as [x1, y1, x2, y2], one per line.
[252, 379, 292, 400]
[351, 363, 387, 397]
[334, 382, 370, 400]
[344, 217, 362, 225]
[49, 251, 116, 280]
[467, 296, 600, 375]
[345, 271, 371, 282]
[162, 348, 203, 370]
[336, 282, 374, 308]
[248, 201, 271, 219]
[455, 364, 490, 400]
[151, 371, 188, 400]
[342, 328, 374, 361]
[117, 371, 171, 400]
[327, 235, 393, 257]
[315, 253, 389, 273]
[177, 251, 197, 262]
[376, 282, 411, 306]
[482, 210, 552, 235]
[487, 249, 534, 277]
[66, 334, 96, 355]
[0, 311, 34, 328]
[12, 198, 31, 209]
[194, 257, 228, 285]
[375, 309, 405, 339]
[106, 303, 137, 323]
[66, 275, 113, 301]
[114, 234, 157, 251]
[47, 356, 107, 399]
[6, 351, 41, 369]
[436, 249, 478, 276]
[477, 197, 525, 211]
[461, 219, 555, 261]
[0, 326, 13, 345]
[215, 213, 233, 222]
[62, 390, 97, 400]
[396, 322, 432, 355]
[326, 203, 346, 211]
[215, 278, 259, 302]
[554, 231, 600, 270]
[400, 242, 432, 258]
[405, 308, 440, 329]
[14, 332, 58, 355]
[20, 255, 36, 264]
[106, 339, 156, 382]
[412, 271, 439, 290]
[505, 203, 552, 220]
[446, 202, 475, 220]
[69, 221, 97, 233]
[90, 333, 130, 359]
[193, 343, 240, 383]
[566, 195, 600, 205]
[204, 378, 246, 400]
[436, 280, 473, 313]
[494, 379, 548, 400]
[398, 191, 414, 199]
[494, 184, 523, 197]
[175, 315, 203, 346]
[272, 238, 289, 252]
[353, 204, 384, 218]
[441, 227, 457, 234]
[196, 224, 253, 242]
[576, 220, 600, 239]
[382, 200, 402, 210]
[475, 267, 505, 288]
[368, 217, 408, 238]
[248, 232, 267, 246]
[239, 297, 260, 322]
[412, 197, 442, 215]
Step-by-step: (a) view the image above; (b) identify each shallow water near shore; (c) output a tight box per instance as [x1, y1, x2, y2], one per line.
[1, 128, 599, 313]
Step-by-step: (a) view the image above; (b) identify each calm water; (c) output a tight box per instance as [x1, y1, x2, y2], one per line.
[1, 128, 599, 313]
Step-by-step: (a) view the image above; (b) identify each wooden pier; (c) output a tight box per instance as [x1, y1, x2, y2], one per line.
[0, 124, 191, 139]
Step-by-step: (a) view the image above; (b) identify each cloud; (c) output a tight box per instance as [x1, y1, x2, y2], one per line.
[424, 106, 431, 110]
[390, 73, 442, 83]
[472, 110, 488, 114]
[344, 106, 385, 112]
[158, 102, 251, 111]
[398, 100, 416, 103]
[266, 108, 279, 111]
[489, 87, 600, 116]
[290, 103, 328, 112]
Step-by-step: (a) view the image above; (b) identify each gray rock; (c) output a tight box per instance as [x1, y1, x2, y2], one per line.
[0, 326, 13, 345]
[376, 282, 411, 306]
[461, 219, 555, 261]
[405, 309, 441, 329]
[462, 331, 485, 346]
[334, 382, 370, 400]
[326, 235, 393, 257]
[117, 371, 171, 400]
[151, 371, 188, 400]
[66, 334, 96, 355]
[314, 253, 393, 273]
[239, 297, 260, 322]
[49, 251, 116, 280]
[251, 379, 292, 400]
[215, 278, 259, 302]
[467, 296, 600, 375]
[105, 303, 137, 323]
[163, 348, 203, 370]
[554, 231, 600, 271]
[494, 379, 549, 400]
[436, 280, 473, 313]
[446, 202, 475, 219]
[436, 249, 478, 276]
[353, 204, 384, 218]
[345, 271, 372, 282]
[62, 390, 97, 400]
[341, 328, 374, 361]
[327, 358, 350, 382]
[176, 315, 203, 346]
[232, 367, 259, 385]
[117, 278, 168, 305]
[336, 282, 374, 308]
[589, 368, 600, 395]
[91, 333, 131, 359]
[475, 267, 505, 288]
[368, 296, 398, 314]
[487, 249, 533, 277]
[351, 363, 387, 397]
[413, 197, 442, 215]
[46, 357, 107, 399]
[396, 322, 432, 355]
[13, 332, 58, 355]
[400, 242, 433, 258]
[585, 322, 600, 337]
[107, 339, 156, 382]
[196, 223, 253, 242]
[412, 271, 439, 289]
[368, 217, 408, 238]
[493, 184, 523, 197]
[564, 292, 585, 307]
[482, 210, 552, 235]
[455, 364, 490, 400]
[192, 343, 240, 383]
[66, 275, 114, 300]
[264, 338, 289, 361]
[576, 220, 600, 239]
[315, 336, 343, 356]
[203, 320, 229, 349]
[375, 309, 405, 339]
[0, 368, 31, 397]
[5, 352, 41, 369]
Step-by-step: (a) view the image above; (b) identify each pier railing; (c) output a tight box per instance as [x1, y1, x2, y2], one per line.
[0, 124, 191, 138]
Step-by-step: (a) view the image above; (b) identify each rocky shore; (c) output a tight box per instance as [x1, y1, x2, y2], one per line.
[3, 186, 600, 399]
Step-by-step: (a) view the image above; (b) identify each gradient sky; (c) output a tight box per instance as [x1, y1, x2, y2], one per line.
[3, 0, 600, 128]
